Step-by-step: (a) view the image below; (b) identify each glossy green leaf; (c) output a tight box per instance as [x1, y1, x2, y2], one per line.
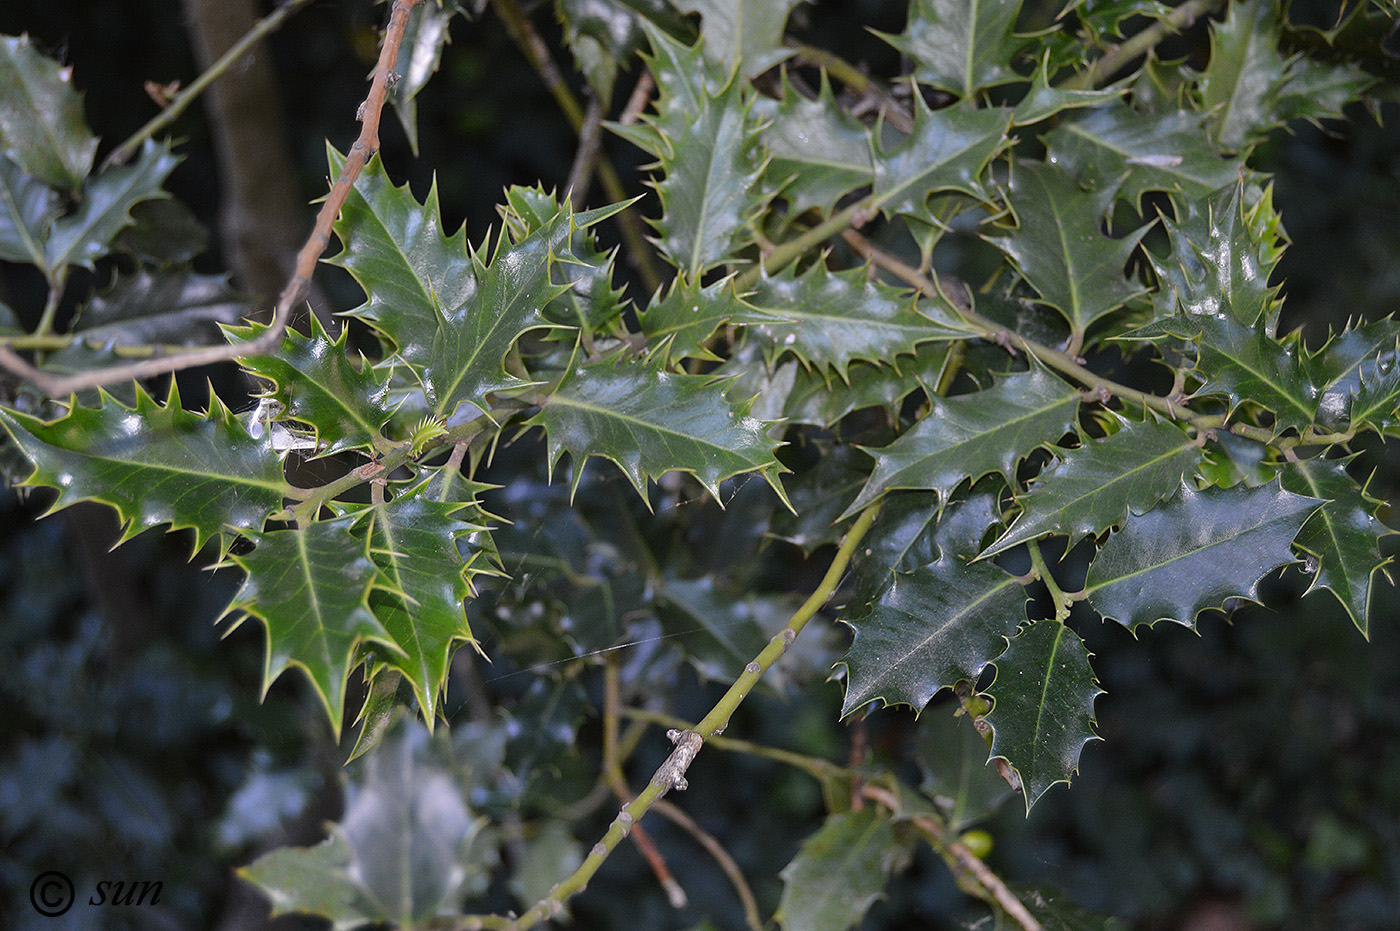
[528, 354, 786, 500]
[1308, 317, 1400, 430]
[388, 0, 458, 155]
[230, 315, 393, 454]
[0, 34, 98, 188]
[777, 808, 903, 931]
[44, 140, 179, 273]
[238, 831, 377, 930]
[1148, 182, 1284, 328]
[989, 161, 1150, 335]
[224, 518, 393, 736]
[1043, 103, 1243, 208]
[1349, 352, 1400, 435]
[1011, 55, 1125, 126]
[982, 416, 1202, 558]
[557, 0, 679, 99]
[1199, 1, 1291, 151]
[1084, 479, 1320, 629]
[870, 96, 1010, 219]
[639, 273, 771, 362]
[875, 0, 1027, 99]
[673, 0, 802, 78]
[0, 154, 58, 264]
[0, 382, 285, 554]
[757, 72, 874, 214]
[914, 706, 1013, 831]
[1283, 457, 1394, 636]
[844, 363, 1081, 518]
[779, 343, 952, 428]
[746, 260, 975, 378]
[75, 267, 249, 347]
[351, 486, 485, 722]
[987, 619, 1101, 810]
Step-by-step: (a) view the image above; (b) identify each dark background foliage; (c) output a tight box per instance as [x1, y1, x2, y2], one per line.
[2, 1, 1400, 929]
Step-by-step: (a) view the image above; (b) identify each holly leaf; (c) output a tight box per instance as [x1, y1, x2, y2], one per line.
[557, 0, 681, 100]
[777, 808, 903, 931]
[528, 354, 786, 501]
[913, 707, 1013, 832]
[875, 0, 1028, 99]
[224, 518, 394, 736]
[0, 154, 59, 265]
[986, 619, 1101, 811]
[1198, 1, 1292, 151]
[1012, 55, 1125, 126]
[843, 363, 1081, 518]
[654, 576, 776, 683]
[757, 72, 874, 215]
[1308, 318, 1400, 429]
[779, 343, 952, 428]
[44, 140, 179, 274]
[1043, 103, 1243, 208]
[746, 260, 976, 378]
[0, 382, 285, 554]
[350, 486, 486, 723]
[639, 273, 771, 362]
[75, 267, 249, 347]
[1282, 457, 1395, 636]
[673, 0, 802, 78]
[230, 315, 394, 455]
[0, 34, 98, 189]
[989, 161, 1150, 336]
[388, 0, 459, 155]
[871, 96, 1010, 219]
[1349, 352, 1400, 435]
[981, 416, 1202, 558]
[1084, 479, 1321, 629]
[238, 831, 378, 930]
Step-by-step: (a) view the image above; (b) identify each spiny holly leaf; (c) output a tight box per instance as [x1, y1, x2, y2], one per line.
[1283, 457, 1394, 636]
[870, 96, 1010, 219]
[0, 34, 98, 189]
[1308, 318, 1400, 432]
[0, 154, 59, 265]
[1148, 182, 1285, 328]
[841, 491, 1023, 715]
[330, 149, 475, 369]
[0, 382, 285, 554]
[1349, 353, 1400, 435]
[843, 362, 1081, 519]
[987, 619, 1101, 811]
[528, 354, 786, 501]
[1198, 1, 1292, 151]
[622, 28, 768, 277]
[388, 0, 458, 155]
[746, 260, 976, 378]
[982, 416, 1202, 558]
[1043, 103, 1243, 208]
[757, 72, 874, 215]
[230, 315, 393, 455]
[875, 0, 1027, 99]
[776, 808, 904, 931]
[1012, 55, 1125, 126]
[349, 486, 486, 724]
[224, 518, 394, 736]
[778, 343, 952, 428]
[74, 267, 248, 347]
[673, 0, 802, 78]
[1084, 479, 1320, 629]
[989, 161, 1150, 336]
[557, 0, 680, 100]
[238, 830, 379, 930]
[639, 273, 771, 362]
[44, 140, 179, 274]
[1146, 313, 1317, 433]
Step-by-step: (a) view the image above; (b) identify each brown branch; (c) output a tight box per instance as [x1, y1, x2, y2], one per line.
[0, 0, 425, 398]
[566, 94, 606, 205]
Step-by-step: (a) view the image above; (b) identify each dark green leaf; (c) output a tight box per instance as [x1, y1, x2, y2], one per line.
[770, 443, 871, 552]
[989, 161, 1150, 335]
[871, 97, 1010, 219]
[875, 0, 1027, 99]
[987, 619, 1101, 810]
[528, 354, 786, 500]
[844, 363, 1081, 518]
[44, 140, 179, 273]
[230, 315, 393, 455]
[914, 707, 1013, 832]
[1308, 317, 1400, 430]
[112, 196, 209, 265]
[74, 267, 249, 347]
[1283, 457, 1394, 636]
[557, 0, 679, 99]
[639, 273, 770, 362]
[1084, 479, 1320, 629]
[654, 576, 778, 683]
[982, 416, 1202, 558]
[1043, 103, 1243, 208]
[238, 831, 377, 928]
[777, 808, 903, 931]
[746, 260, 976, 377]
[778, 344, 952, 428]
[0, 34, 98, 188]
[1199, 1, 1291, 151]
[1012, 56, 1125, 126]
[224, 519, 392, 735]
[673, 0, 802, 78]
[0, 382, 285, 554]
[0, 154, 58, 265]
[389, 1, 458, 155]
[757, 73, 874, 214]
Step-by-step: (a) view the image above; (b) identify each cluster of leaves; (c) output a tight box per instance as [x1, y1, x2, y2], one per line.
[2, 0, 1399, 928]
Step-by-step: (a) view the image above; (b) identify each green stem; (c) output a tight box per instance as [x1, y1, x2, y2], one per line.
[104, 0, 317, 169]
[1026, 541, 1072, 623]
[33, 273, 66, 338]
[1060, 0, 1225, 91]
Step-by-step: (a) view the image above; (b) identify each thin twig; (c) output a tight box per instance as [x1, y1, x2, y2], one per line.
[566, 95, 606, 205]
[653, 797, 764, 931]
[104, 0, 318, 170]
[0, 0, 423, 398]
